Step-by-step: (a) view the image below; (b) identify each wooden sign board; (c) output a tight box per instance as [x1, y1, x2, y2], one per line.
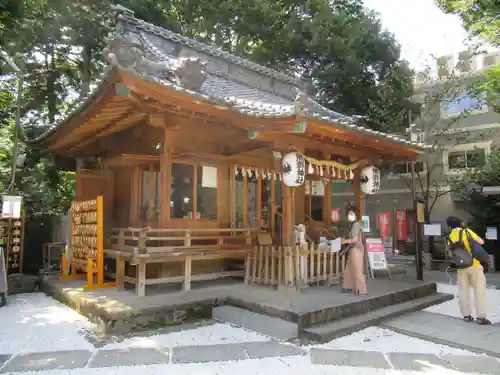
[416, 202, 425, 224]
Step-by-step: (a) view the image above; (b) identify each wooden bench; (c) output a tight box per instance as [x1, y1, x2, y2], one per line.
[106, 227, 254, 296]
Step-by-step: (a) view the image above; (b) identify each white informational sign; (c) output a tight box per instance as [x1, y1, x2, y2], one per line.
[424, 224, 442, 236]
[201, 166, 218, 188]
[1, 195, 22, 219]
[306, 181, 325, 196]
[362, 215, 370, 233]
[330, 237, 342, 252]
[366, 238, 388, 271]
[486, 227, 498, 240]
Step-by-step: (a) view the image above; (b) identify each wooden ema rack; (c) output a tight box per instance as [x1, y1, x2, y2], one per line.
[0, 215, 25, 275]
[59, 196, 115, 290]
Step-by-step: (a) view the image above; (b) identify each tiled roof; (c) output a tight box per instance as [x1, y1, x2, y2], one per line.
[26, 5, 432, 151]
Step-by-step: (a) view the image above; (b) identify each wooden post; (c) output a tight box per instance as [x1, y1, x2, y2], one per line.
[137, 259, 146, 296]
[159, 128, 173, 227]
[96, 195, 104, 287]
[61, 253, 69, 277]
[324, 181, 332, 228]
[183, 255, 192, 291]
[116, 255, 125, 289]
[138, 230, 147, 254]
[282, 185, 293, 246]
[87, 258, 94, 286]
[353, 169, 369, 276]
[354, 169, 365, 216]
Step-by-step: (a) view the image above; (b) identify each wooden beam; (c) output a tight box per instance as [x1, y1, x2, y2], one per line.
[149, 113, 183, 130]
[253, 132, 367, 159]
[308, 119, 421, 160]
[41, 69, 122, 152]
[223, 142, 269, 156]
[68, 110, 147, 152]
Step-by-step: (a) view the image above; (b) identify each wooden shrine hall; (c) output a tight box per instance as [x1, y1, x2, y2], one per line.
[29, 6, 431, 296]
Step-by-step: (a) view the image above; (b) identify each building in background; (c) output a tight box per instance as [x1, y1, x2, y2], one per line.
[331, 48, 500, 243]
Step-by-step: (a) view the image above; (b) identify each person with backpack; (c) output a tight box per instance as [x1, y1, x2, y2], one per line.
[446, 216, 491, 325]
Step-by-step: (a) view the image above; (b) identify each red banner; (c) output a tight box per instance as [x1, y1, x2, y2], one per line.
[330, 208, 340, 223]
[377, 212, 390, 238]
[395, 209, 407, 241]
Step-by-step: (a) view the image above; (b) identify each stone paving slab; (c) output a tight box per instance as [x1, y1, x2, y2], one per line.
[171, 343, 247, 364]
[387, 352, 455, 371]
[0, 350, 92, 373]
[213, 306, 299, 341]
[89, 347, 170, 368]
[0, 356, 10, 369]
[310, 348, 391, 369]
[241, 341, 306, 359]
[382, 311, 500, 357]
[441, 354, 500, 374]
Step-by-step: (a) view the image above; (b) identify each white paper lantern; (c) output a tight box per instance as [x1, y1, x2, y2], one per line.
[282, 152, 306, 187]
[360, 165, 381, 195]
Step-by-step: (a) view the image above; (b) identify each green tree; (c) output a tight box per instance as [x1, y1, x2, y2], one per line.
[453, 147, 500, 229]
[436, 0, 500, 45]
[437, 0, 499, 112]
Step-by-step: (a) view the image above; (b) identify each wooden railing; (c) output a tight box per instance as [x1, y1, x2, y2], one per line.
[245, 243, 346, 289]
[109, 227, 253, 253]
[105, 227, 255, 296]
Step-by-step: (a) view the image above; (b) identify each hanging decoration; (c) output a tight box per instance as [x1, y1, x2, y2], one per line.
[233, 146, 368, 183]
[292, 149, 362, 171]
[282, 152, 306, 187]
[360, 165, 381, 195]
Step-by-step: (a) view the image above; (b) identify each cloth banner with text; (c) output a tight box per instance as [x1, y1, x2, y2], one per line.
[331, 208, 340, 223]
[377, 212, 390, 238]
[395, 209, 407, 241]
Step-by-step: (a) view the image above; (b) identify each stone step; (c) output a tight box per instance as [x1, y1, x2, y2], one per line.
[381, 310, 500, 358]
[213, 305, 299, 341]
[301, 292, 452, 343]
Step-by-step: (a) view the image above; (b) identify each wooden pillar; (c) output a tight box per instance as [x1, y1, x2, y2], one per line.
[295, 184, 305, 224]
[324, 181, 332, 226]
[354, 169, 365, 216]
[282, 185, 293, 246]
[130, 167, 141, 226]
[159, 128, 173, 227]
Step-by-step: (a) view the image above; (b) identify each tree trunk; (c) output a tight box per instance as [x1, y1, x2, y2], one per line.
[46, 44, 57, 123]
[425, 204, 442, 260]
[79, 38, 92, 99]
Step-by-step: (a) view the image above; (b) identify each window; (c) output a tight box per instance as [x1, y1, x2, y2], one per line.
[441, 92, 488, 117]
[305, 180, 324, 221]
[235, 170, 244, 228]
[140, 163, 218, 222]
[247, 173, 258, 228]
[171, 164, 195, 219]
[140, 167, 160, 220]
[448, 149, 486, 170]
[196, 166, 218, 219]
[390, 162, 425, 175]
[261, 178, 272, 229]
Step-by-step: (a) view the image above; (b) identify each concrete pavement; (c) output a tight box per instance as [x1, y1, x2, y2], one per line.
[1, 341, 500, 373]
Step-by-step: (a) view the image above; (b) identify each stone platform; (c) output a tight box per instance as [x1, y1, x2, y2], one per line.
[41, 276, 452, 340]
